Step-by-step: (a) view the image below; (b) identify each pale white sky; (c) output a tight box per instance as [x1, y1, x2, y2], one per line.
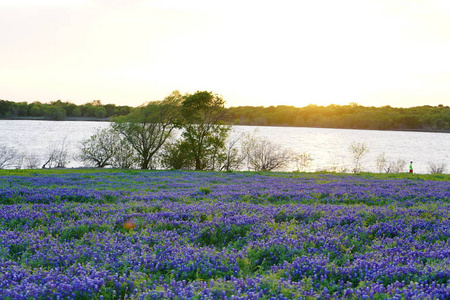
[1, 0, 450, 108]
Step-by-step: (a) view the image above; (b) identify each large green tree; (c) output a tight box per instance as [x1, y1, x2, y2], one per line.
[112, 91, 183, 169]
[178, 91, 230, 170]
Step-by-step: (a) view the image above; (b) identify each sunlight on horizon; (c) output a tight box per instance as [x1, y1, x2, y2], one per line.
[1, 0, 449, 108]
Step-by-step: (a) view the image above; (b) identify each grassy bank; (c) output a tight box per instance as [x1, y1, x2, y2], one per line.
[1, 168, 448, 180]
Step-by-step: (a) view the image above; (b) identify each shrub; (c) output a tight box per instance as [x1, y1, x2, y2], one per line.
[0, 146, 16, 169]
[242, 132, 294, 171]
[349, 141, 369, 173]
[428, 162, 447, 174]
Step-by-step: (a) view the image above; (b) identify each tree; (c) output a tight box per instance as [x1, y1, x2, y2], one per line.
[29, 104, 42, 117]
[428, 162, 447, 174]
[112, 91, 183, 169]
[219, 133, 245, 171]
[376, 153, 405, 173]
[0, 146, 16, 169]
[104, 104, 117, 117]
[72, 108, 82, 117]
[349, 141, 369, 173]
[293, 152, 312, 172]
[110, 138, 137, 169]
[179, 91, 230, 170]
[44, 106, 66, 120]
[79, 127, 121, 167]
[242, 132, 293, 171]
[42, 138, 70, 168]
[388, 159, 406, 173]
[376, 152, 387, 173]
[24, 153, 40, 169]
[119, 107, 131, 116]
[159, 138, 194, 170]
[95, 106, 107, 118]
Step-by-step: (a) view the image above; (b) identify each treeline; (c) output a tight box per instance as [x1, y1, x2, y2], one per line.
[0, 99, 132, 120]
[227, 103, 450, 131]
[1, 98, 449, 131]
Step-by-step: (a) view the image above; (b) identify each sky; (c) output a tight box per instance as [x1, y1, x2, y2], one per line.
[1, 0, 450, 108]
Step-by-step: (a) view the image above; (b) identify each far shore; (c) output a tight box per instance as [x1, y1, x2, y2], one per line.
[1, 116, 449, 133]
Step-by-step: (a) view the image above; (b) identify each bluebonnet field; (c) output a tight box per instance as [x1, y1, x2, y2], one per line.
[0, 170, 450, 299]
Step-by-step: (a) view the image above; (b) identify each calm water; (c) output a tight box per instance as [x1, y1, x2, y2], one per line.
[0, 120, 448, 173]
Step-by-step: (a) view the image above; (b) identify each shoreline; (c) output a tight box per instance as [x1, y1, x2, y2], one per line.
[1, 116, 448, 133]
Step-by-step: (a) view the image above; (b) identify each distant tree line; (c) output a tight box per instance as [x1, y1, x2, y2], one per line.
[0, 99, 132, 120]
[227, 103, 450, 131]
[1, 97, 449, 131]
[0, 91, 447, 173]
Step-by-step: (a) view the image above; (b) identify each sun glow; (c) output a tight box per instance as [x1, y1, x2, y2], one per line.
[1, 0, 449, 107]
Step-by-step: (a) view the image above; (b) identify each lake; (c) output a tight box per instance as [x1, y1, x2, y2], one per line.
[0, 120, 448, 173]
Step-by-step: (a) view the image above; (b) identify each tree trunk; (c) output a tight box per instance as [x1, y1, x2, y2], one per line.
[195, 158, 201, 170]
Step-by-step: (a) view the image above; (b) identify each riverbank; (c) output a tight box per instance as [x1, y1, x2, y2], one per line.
[1, 168, 449, 181]
[1, 116, 448, 133]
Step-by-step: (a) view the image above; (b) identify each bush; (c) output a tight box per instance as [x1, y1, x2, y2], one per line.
[159, 139, 193, 170]
[242, 132, 293, 171]
[72, 108, 82, 117]
[376, 153, 406, 173]
[42, 138, 70, 168]
[293, 152, 312, 172]
[95, 107, 107, 118]
[44, 106, 66, 120]
[79, 127, 121, 168]
[220, 133, 245, 171]
[428, 162, 447, 174]
[0, 146, 16, 169]
[350, 141, 369, 173]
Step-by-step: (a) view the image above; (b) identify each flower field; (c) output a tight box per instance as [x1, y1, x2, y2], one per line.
[1, 170, 450, 299]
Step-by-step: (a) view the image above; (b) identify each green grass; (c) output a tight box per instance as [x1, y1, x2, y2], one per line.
[1, 168, 448, 181]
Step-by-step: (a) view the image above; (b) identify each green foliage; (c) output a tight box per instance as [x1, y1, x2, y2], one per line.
[247, 244, 303, 271]
[126, 204, 165, 214]
[29, 105, 41, 116]
[151, 221, 190, 233]
[8, 242, 35, 260]
[199, 187, 211, 195]
[59, 224, 109, 241]
[159, 139, 194, 170]
[112, 91, 183, 169]
[0, 195, 23, 205]
[94, 106, 107, 118]
[59, 224, 91, 241]
[2, 217, 42, 230]
[44, 106, 67, 120]
[0, 99, 132, 119]
[227, 104, 450, 131]
[1, 97, 449, 131]
[174, 91, 231, 170]
[197, 223, 252, 249]
[72, 107, 82, 117]
[274, 210, 325, 224]
[79, 127, 122, 168]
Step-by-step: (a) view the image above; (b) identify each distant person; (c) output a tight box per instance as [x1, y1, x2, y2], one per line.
[409, 161, 413, 173]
